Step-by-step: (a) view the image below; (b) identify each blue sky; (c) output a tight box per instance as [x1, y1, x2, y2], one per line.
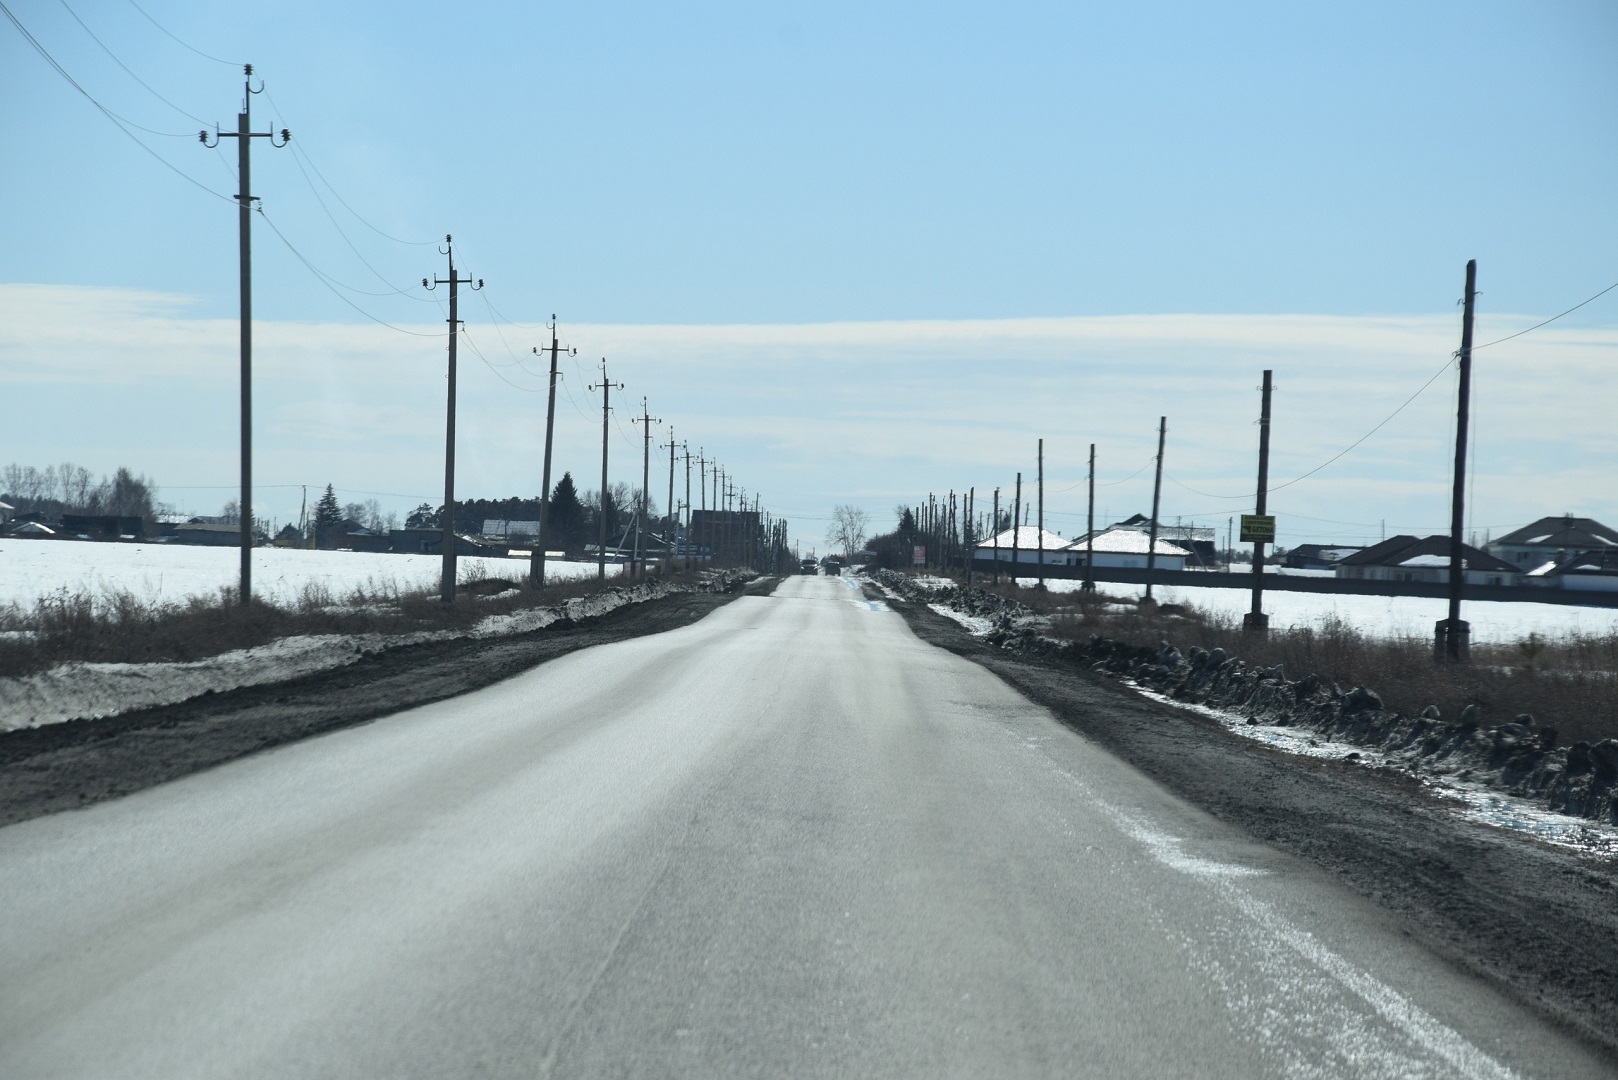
[3, 1, 1616, 547]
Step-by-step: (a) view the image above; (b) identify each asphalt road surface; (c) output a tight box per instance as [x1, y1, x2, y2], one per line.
[0, 575, 1609, 1078]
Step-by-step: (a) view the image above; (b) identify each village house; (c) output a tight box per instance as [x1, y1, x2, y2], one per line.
[1062, 527, 1192, 571]
[1486, 515, 1618, 571]
[1525, 548, 1618, 592]
[974, 526, 1073, 565]
[1335, 535, 1520, 586]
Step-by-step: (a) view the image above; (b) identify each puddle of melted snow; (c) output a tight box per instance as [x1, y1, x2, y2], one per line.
[1131, 687, 1618, 861]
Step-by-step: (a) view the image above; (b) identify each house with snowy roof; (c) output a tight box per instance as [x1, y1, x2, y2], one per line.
[1334, 535, 1520, 586]
[1524, 548, 1618, 592]
[1061, 527, 1192, 571]
[1486, 515, 1618, 571]
[974, 526, 1073, 565]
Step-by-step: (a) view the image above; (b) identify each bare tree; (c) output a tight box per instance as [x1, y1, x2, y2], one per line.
[827, 504, 870, 558]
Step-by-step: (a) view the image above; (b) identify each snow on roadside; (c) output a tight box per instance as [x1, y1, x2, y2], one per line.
[1131, 685, 1618, 859]
[0, 542, 616, 612]
[928, 604, 994, 635]
[1039, 578, 1618, 643]
[0, 581, 676, 732]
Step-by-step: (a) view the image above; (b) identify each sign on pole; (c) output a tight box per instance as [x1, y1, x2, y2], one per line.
[1239, 514, 1276, 543]
[912, 545, 926, 566]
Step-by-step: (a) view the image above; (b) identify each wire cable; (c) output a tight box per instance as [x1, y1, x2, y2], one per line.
[261, 91, 439, 248]
[1475, 280, 1618, 350]
[458, 327, 548, 392]
[2, 1, 238, 203]
[57, 0, 209, 125]
[257, 208, 439, 336]
[122, 0, 238, 66]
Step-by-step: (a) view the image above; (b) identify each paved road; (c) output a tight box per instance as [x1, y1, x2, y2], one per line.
[0, 575, 1608, 1078]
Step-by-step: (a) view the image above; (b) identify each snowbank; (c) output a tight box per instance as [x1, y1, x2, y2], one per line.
[0, 578, 705, 732]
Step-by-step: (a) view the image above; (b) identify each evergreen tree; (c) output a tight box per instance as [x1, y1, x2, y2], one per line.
[406, 502, 436, 529]
[313, 484, 343, 547]
[548, 472, 585, 554]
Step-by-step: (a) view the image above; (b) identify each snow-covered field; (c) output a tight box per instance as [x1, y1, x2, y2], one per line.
[1026, 577, 1618, 643]
[0, 541, 617, 611]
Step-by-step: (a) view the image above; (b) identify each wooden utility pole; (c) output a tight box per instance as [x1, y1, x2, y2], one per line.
[662, 427, 677, 572]
[632, 399, 660, 578]
[588, 359, 624, 581]
[423, 236, 482, 602]
[530, 318, 575, 588]
[1011, 473, 1022, 584]
[1083, 443, 1096, 592]
[680, 441, 691, 572]
[1244, 371, 1274, 632]
[1439, 260, 1478, 662]
[1144, 416, 1167, 603]
[1037, 438, 1046, 589]
[965, 487, 975, 584]
[992, 487, 1001, 584]
[200, 65, 288, 605]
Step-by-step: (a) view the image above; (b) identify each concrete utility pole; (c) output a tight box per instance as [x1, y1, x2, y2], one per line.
[1438, 260, 1478, 663]
[422, 236, 483, 603]
[200, 65, 288, 606]
[1244, 370, 1274, 633]
[1145, 416, 1167, 603]
[632, 399, 660, 578]
[531, 317, 575, 588]
[1037, 439, 1046, 589]
[1083, 443, 1096, 592]
[588, 359, 624, 581]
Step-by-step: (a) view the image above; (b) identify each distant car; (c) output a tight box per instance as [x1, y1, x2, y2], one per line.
[800, 558, 818, 575]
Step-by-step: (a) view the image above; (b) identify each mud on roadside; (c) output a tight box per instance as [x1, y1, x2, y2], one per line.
[876, 585, 1618, 1063]
[0, 577, 777, 829]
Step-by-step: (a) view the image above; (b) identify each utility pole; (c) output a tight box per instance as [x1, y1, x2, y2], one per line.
[1145, 416, 1167, 603]
[966, 487, 975, 584]
[1083, 443, 1096, 592]
[663, 427, 677, 572]
[422, 236, 483, 603]
[1439, 260, 1478, 663]
[200, 65, 289, 605]
[992, 487, 1001, 584]
[1244, 371, 1274, 633]
[680, 441, 691, 572]
[632, 398, 660, 578]
[1011, 473, 1022, 584]
[531, 317, 575, 588]
[588, 359, 624, 581]
[1037, 438, 1046, 589]
[696, 447, 707, 564]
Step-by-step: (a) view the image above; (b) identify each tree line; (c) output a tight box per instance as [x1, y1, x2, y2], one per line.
[2, 462, 159, 525]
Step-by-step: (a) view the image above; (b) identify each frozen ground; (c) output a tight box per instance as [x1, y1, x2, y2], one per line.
[0, 541, 615, 611]
[1026, 577, 1618, 643]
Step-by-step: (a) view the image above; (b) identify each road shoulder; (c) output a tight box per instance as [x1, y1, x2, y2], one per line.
[879, 587, 1618, 1062]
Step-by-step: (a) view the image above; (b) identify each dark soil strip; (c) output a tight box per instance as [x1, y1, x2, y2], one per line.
[0, 586, 763, 829]
[885, 593, 1618, 1061]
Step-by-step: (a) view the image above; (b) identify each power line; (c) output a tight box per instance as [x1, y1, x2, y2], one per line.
[57, 0, 210, 125]
[257, 208, 439, 336]
[2, 0, 237, 203]
[123, 0, 239, 66]
[1474, 279, 1618, 350]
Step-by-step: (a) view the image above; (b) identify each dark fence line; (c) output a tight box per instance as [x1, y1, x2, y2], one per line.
[961, 558, 1618, 609]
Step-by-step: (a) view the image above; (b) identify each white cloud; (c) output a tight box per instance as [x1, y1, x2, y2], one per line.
[2, 283, 1614, 544]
